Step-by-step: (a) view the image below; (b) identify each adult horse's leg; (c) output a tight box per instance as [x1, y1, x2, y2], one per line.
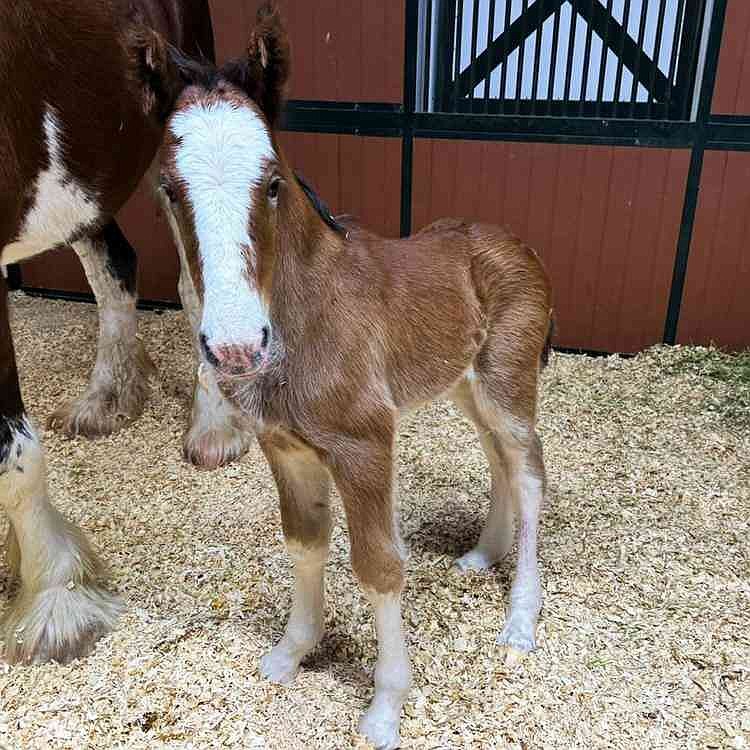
[162, 198, 253, 468]
[48, 221, 155, 437]
[1, 277, 121, 663]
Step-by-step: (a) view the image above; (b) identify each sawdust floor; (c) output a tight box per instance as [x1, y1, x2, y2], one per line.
[1, 293, 748, 750]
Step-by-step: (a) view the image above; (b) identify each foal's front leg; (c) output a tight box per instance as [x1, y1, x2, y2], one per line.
[258, 437, 331, 683]
[328, 433, 412, 750]
[48, 222, 155, 437]
[164, 198, 253, 469]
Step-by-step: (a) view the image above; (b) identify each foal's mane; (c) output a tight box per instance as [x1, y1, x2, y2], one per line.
[293, 172, 348, 238]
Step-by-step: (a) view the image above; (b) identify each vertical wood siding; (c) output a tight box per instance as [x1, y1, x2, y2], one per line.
[412, 139, 690, 353]
[677, 150, 750, 350]
[210, 0, 405, 101]
[712, 0, 750, 114]
[278, 132, 402, 237]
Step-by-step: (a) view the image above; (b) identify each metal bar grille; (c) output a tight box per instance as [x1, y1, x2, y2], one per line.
[423, 0, 709, 120]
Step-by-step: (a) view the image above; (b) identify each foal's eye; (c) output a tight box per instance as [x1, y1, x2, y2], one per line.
[267, 177, 281, 202]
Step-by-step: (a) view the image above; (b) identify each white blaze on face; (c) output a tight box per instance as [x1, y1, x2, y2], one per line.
[1, 105, 100, 265]
[170, 100, 275, 351]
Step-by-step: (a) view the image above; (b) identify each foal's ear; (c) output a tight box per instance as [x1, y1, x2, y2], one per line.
[128, 23, 214, 122]
[222, 2, 291, 126]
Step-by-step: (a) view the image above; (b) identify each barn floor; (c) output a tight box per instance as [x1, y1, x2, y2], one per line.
[0, 293, 748, 750]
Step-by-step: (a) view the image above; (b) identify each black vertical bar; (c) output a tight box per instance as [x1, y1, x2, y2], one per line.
[484, 0, 497, 111]
[664, 0, 728, 344]
[563, 0, 578, 111]
[674, 0, 703, 120]
[530, 0, 545, 115]
[5, 265, 22, 291]
[546, 1, 562, 115]
[453, 0, 465, 112]
[499, 0, 513, 110]
[629, 0, 650, 116]
[435, 0, 457, 111]
[613, 0, 632, 118]
[647, 0, 668, 118]
[468, 0, 481, 112]
[578, 0, 596, 116]
[665, 0, 687, 117]
[683, 0, 707, 120]
[400, 0, 420, 237]
[515, 0, 529, 113]
[423, 0, 433, 111]
[594, 0, 614, 117]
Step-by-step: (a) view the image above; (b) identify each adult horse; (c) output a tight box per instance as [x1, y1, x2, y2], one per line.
[0, 0, 248, 664]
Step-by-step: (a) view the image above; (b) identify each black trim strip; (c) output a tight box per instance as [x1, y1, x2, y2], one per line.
[21, 287, 181, 312]
[5, 265, 22, 291]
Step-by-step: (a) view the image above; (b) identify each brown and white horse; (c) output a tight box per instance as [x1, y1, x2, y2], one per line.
[150, 5, 554, 748]
[0, 0, 249, 664]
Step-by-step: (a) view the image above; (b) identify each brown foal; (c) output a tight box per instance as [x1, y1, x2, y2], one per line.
[150, 5, 554, 747]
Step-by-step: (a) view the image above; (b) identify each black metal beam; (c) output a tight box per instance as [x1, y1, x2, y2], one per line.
[412, 112, 695, 146]
[401, 0, 420, 236]
[705, 118, 750, 150]
[281, 101, 404, 136]
[663, 0, 728, 344]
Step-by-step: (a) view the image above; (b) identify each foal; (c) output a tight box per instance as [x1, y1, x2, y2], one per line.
[154, 6, 553, 747]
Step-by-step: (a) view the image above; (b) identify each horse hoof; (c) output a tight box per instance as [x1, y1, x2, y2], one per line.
[182, 418, 253, 469]
[259, 645, 301, 684]
[358, 705, 402, 750]
[48, 342, 155, 438]
[2, 581, 122, 664]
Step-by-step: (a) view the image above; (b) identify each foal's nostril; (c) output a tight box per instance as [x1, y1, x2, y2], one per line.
[199, 333, 220, 367]
[261, 326, 270, 350]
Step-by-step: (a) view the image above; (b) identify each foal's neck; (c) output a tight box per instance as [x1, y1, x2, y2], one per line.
[270, 179, 347, 343]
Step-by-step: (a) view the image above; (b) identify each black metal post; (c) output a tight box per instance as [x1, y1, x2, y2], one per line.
[401, 0, 421, 237]
[663, 0, 729, 344]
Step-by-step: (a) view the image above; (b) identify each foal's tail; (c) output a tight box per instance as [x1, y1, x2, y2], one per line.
[541, 311, 555, 369]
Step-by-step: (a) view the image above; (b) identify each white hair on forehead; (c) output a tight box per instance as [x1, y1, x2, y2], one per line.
[170, 100, 275, 346]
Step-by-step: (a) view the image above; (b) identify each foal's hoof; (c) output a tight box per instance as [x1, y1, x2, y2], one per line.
[2, 581, 122, 664]
[358, 705, 402, 750]
[259, 645, 301, 684]
[453, 548, 498, 573]
[183, 417, 253, 469]
[496, 619, 536, 667]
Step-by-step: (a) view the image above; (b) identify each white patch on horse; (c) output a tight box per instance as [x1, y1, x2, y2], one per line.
[1, 105, 100, 265]
[170, 101, 274, 350]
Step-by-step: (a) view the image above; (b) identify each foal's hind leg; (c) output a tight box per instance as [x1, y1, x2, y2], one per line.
[2, 279, 121, 663]
[167, 206, 253, 469]
[48, 221, 155, 437]
[451, 378, 514, 572]
[464, 370, 546, 664]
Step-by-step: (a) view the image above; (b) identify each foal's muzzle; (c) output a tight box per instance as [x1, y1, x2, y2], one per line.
[200, 329, 270, 379]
